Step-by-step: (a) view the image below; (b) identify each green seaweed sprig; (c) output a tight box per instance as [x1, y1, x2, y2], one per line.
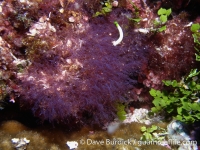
[191, 23, 200, 60]
[150, 70, 200, 124]
[128, 2, 141, 23]
[94, 0, 112, 17]
[140, 125, 167, 141]
[153, 7, 172, 32]
[116, 103, 126, 121]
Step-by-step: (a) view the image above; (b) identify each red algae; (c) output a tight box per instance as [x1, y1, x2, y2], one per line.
[17, 8, 150, 125]
[0, 0, 199, 127]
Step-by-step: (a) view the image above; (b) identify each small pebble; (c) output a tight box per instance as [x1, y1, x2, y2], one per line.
[66, 141, 78, 149]
[82, 15, 89, 21]
[68, 16, 75, 23]
[0, 6, 2, 13]
[19, 0, 26, 3]
[112, 1, 118, 7]
[59, 8, 64, 13]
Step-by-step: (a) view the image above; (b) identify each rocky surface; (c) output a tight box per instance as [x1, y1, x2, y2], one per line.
[0, 0, 199, 128]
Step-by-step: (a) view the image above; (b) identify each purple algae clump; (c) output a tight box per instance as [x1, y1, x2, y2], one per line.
[16, 8, 149, 126]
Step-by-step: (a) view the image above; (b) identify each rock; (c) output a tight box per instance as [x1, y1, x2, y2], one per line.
[167, 120, 190, 141]
[112, 1, 118, 7]
[167, 120, 198, 150]
[11, 138, 30, 150]
[66, 141, 78, 150]
[68, 16, 75, 23]
[59, 8, 64, 13]
[123, 108, 151, 124]
[107, 122, 121, 134]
